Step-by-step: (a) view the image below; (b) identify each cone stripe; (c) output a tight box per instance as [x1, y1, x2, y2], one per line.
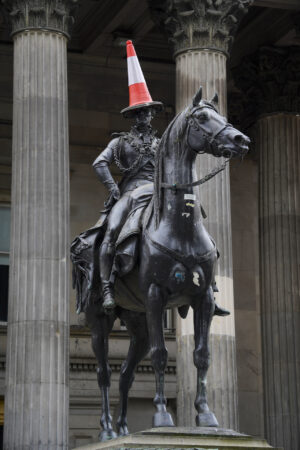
[129, 83, 153, 106]
[124, 40, 154, 110]
[126, 40, 136, 57]
[127, 55, 146, 86]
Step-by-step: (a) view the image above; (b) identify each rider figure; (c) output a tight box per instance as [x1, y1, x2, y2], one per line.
[93, 104, 161, 311]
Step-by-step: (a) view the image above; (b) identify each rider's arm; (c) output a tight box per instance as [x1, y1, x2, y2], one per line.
[93, 138, 120, 199]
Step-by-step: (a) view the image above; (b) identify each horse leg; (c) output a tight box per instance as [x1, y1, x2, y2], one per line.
[86, 307, 118, 441]
[116, 310, 150, 436]
[193, 286, 219, 427]
[146, 283, 174, 427]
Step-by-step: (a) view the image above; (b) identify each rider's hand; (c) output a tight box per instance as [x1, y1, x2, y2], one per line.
[104, 184, 120, 208]
[110, 185, 120, 201]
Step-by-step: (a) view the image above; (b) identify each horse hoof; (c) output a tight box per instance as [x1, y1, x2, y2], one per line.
[153, 411, 175, 427]
[118, 425, 129, 437]
[99, 429, 118, 442]
[196, 411, 219, 427]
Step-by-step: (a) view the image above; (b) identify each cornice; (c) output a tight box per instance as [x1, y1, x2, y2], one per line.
[69, 324, 176, 341]
[70, 359, 177, 375]
[1, 0, 79, 39]
[149, 0, 254, 57]
[0, 357, 177, 375]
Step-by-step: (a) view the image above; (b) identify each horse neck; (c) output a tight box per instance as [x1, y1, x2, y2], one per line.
[159, 127, 202, 228]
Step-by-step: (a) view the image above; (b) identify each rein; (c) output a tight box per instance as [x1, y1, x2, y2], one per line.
[161, 160, 228, 192]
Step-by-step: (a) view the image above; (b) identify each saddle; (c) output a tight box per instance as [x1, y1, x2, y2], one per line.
[70, 184, 153, 313]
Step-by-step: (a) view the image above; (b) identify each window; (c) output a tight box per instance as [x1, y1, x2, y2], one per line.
[0, 205, 10, 322]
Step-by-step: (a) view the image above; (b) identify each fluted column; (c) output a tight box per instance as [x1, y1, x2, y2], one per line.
[3, 1, 78, 449]
[257, 114, 300, 450]
[176, 50, 238, 428]
[235, 46, 300, 450]
[150, 0, 253, 429]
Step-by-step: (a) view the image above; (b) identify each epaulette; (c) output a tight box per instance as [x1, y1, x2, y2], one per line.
[111, 132, 128, 138]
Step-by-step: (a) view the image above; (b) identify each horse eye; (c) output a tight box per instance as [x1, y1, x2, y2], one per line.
[198, 112, 209, 122]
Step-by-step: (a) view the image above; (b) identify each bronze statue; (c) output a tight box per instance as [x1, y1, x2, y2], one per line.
[71, 83, 250, 440]
[87, 40, 228, 317]
[92, 105, 228, 316]
[93, 105, 161, 311]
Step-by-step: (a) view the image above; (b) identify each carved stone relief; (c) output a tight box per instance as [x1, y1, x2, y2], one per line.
[231, 46, 300, 129]
[1, 0, 79, 38]
[149, 0, 253, 55]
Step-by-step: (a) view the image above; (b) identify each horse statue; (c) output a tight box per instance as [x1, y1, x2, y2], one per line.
[71, 87, 250, 441]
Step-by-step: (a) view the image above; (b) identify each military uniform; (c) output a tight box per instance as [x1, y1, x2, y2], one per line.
[93, 126, 160, 309]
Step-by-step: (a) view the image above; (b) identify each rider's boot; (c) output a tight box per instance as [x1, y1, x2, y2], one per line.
[212, 280, 230, 316]
[102, 280, 116, 311]
[100, 242, 116, 312]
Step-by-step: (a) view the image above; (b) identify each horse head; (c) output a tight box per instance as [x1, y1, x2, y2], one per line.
[186, 86, 250, 159]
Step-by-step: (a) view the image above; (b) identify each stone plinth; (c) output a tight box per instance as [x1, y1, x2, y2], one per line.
[73, 427, 281, 449]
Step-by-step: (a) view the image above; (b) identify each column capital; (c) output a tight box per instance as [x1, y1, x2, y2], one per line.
[1, 0, 79, 39]
[149, 0, 253, 57]
[233, 46, 300, 121]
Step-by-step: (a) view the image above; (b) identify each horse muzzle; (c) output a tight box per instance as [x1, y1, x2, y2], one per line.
[217, 137, 250, 158]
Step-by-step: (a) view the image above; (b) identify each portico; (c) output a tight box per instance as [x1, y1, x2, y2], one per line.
[0, 0, 299, 449]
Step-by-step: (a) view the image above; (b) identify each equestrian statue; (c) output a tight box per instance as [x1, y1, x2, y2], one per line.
[71, 40, 250, 441]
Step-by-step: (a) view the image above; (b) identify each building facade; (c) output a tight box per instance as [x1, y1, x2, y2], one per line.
[0, 1, 299, 449]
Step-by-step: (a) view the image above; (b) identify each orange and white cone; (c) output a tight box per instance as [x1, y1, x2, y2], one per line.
[121, 40, 163, 117]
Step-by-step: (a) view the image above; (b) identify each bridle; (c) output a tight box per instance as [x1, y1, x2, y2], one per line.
[161, 103, 231, 193]
[185, 103, 232, 156]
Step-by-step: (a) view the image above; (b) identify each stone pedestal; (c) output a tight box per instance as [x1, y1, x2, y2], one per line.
[3, 1, 78, 449]
[73, 427, 281, 449]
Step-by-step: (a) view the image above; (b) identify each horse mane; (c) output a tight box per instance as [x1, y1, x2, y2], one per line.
[153, 109, 189, 228]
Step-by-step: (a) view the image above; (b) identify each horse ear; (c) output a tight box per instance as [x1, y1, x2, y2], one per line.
[192, 86, 202, 106]
[211, 92, 219, 106]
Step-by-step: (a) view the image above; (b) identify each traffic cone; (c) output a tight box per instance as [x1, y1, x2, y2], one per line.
[121, 40, 163, 117]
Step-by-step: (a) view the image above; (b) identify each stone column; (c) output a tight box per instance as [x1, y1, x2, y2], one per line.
[235, 46, 300, 450]
[150, 0, 253, 429]
[3, 1, 78, 449]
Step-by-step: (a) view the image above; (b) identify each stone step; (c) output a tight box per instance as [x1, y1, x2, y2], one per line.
[73, 427, 282, 449]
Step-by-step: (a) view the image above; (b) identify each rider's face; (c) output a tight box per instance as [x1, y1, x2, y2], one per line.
[134, 108, 153, 126]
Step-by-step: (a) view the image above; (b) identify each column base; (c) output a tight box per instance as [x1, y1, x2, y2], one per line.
[73, 427, 281, 449]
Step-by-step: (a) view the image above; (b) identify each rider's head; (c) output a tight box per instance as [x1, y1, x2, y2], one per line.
[133, 107, 155, 127]
[121, 102, 163, 121]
